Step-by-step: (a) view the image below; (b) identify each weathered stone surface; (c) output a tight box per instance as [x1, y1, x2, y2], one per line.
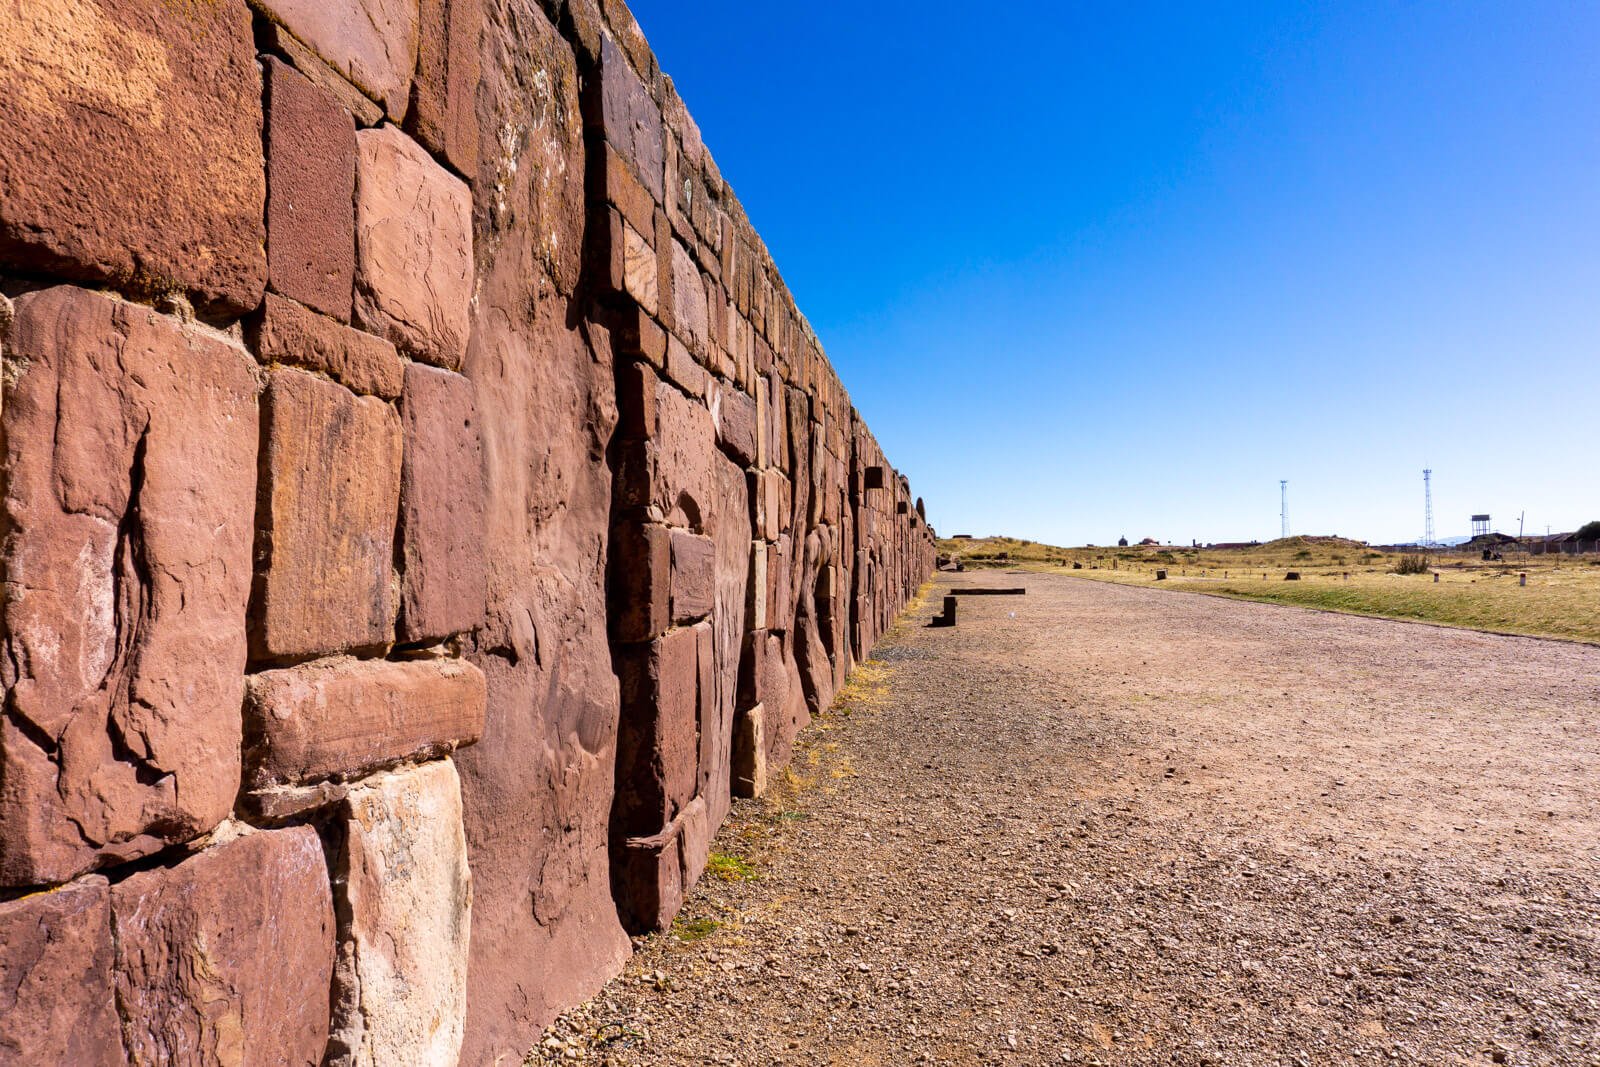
[458, 3, 629, 1055]
[409, 0, 482, 176]
[613, 832, 680, 935]
[0, 0, 265, 315]
[622, 218, 660, 314]
[609, 521, 670, 643]
[255, 0, 419, 121]
[591, 34, 664, 201]
[244, 656, 486, 791]
[251, 292, 404, 398]
[717, 385, 759, 467]
[265, 57, 357, 321]
[253, 368, 402, 660]
[671, 241, 710, 356]
[399, 363, 488, 641]
[0, 287, 257, 886]
[328, 760, 471, 1067]
[613, 627, 699, 838]
[670, 529, 716, 623]
[731, 703, 767, 799]
[0, 878, 120, 1065]
[111, 827, 336, 1067]
[355, 125, 474, 369]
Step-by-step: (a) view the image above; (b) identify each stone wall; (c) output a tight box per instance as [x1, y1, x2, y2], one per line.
[0, 0, 934, 1062]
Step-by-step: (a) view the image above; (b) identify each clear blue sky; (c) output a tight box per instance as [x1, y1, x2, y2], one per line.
[629, 1, 1599, 546]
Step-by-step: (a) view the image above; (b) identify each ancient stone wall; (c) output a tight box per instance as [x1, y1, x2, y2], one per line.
[0, 0, 934, 1061]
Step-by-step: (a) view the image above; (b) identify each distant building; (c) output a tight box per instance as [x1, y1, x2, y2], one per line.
[1117, 536, 1128, 547]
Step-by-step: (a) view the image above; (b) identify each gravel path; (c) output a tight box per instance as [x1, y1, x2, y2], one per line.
[533, 573, 1600, 1066]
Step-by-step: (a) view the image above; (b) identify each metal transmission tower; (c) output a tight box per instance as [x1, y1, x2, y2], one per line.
[1423, 468, 1434, 548]
[1280, 480, 1289, 539]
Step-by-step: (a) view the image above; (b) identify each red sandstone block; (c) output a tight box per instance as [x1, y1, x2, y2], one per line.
[253, 368, 402, 660]
[0, 287, 257, 886]
[587, 35, 664, 201]
[716, 384, 759, 468]
[694, 619, 717, 796]
[603, 142, 658, 237]
[244, 656, 486, 790]
[613, 833, 681, 935]
[0, 0, 265, 315]
[614, 628, 699, 834]
[409, 0, 481, 176]
[251, 292, 404, 398]
[616, 307, 667, 371]
[609, 522, 670, 643]
[0, 878, 120, 1064]
[111, 828, 336, 1065]
[670, 241, 709, 357]
[616, 359, 660, 440]
[399, 363, 488, 642]
[265, 57, 357, 321]
[255, 0, 419, 121]
[670, 530, 715, 623]
[355, 126, 474, 369]
[665, 334, 705, 397]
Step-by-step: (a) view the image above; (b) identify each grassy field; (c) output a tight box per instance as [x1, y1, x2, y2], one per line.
[937, 534, 1600, 644]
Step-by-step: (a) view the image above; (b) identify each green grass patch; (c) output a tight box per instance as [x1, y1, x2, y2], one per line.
[705, 852, 759, 882]
[1164, 577, 1600, 644]
[671, 916, 721, 941]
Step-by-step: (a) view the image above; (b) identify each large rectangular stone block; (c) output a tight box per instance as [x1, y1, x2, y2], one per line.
[613, 627, 699, 835]
[0, 287, 257, 886]
[255, 0, 419, 121]
[589, 35, 664, 201]
[409, 0, 481, 176]
[251, 292, 404, 398]
[111, 827, 336, 1066]
[0, 0, 266, 315]
[670, 529, 715, 623]
[398, 363, 488, 642]
[355, 126, 474, 369]
[265, 56, 357, 322]
[244, 656, 486, 792]
[608, 521, 670, 643]
[253, 368, 402, 660]
[328, 760, 471, 1067]
[0, 878, 120, 1065]
[716, 384, 758, 467]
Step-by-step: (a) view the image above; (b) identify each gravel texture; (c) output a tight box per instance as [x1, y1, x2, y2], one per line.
[531, 573, 1600, 1065]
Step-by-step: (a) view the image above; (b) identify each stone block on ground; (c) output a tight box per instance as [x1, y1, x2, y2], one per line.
[264, 56, 357, 321]
[244, 656, 486, 794]
[355, 125, 474, 369]
[398, 363, 488, 642]
[613, 831, 681, 935]
[251, 292, 404, 398]
[0, 0, 266, 315]
[327, 760, 471, 1067]
[111, 826, 336, 1066]
[732, 704, 767, 798]
[0, 287, 257, 886]
[0, 878, 120, 1065]
[253, 367, 403, 660]
[254, 0, 419, 121]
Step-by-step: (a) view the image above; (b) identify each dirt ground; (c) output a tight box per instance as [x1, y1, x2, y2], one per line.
[532, 573, 1600, 1066]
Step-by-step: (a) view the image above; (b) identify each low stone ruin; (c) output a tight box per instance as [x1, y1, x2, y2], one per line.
[0, 1, 934, 1062]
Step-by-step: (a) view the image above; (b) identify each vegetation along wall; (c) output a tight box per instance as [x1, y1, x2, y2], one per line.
[0, 0, 935, 1062]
